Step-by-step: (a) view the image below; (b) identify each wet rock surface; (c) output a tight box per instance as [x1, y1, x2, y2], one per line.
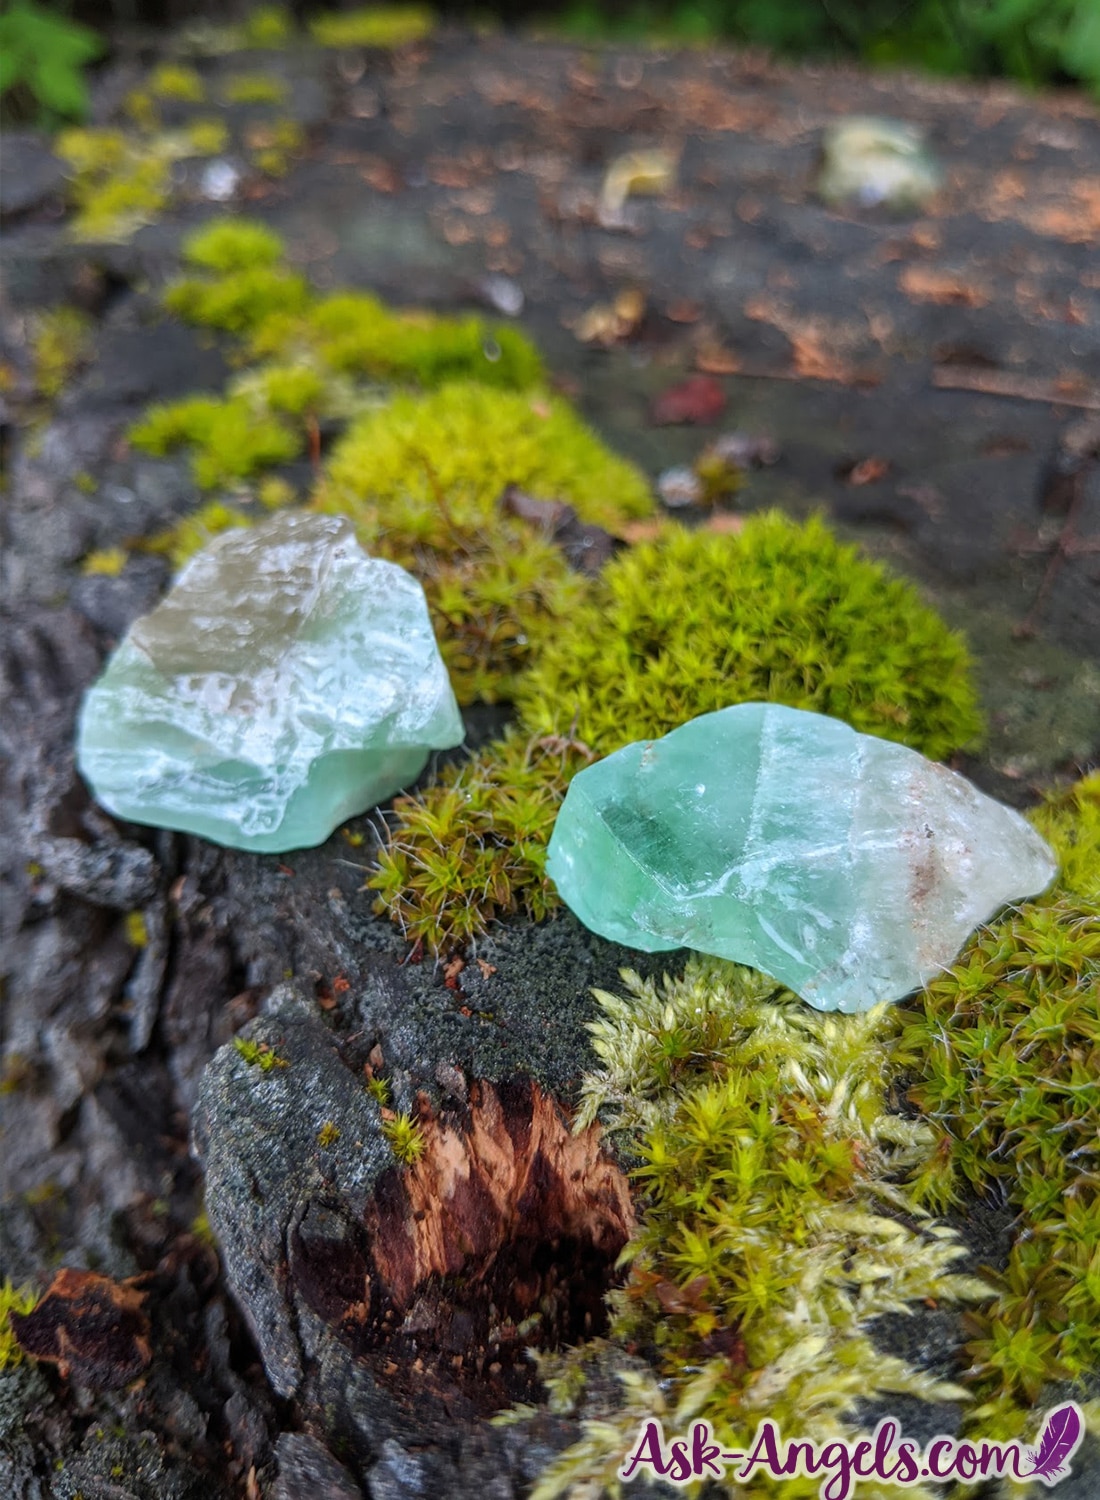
[0, 21, 1096, 1500]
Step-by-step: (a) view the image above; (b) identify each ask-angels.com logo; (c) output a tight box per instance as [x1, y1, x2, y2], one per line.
[620, 1404, 1086, 1499]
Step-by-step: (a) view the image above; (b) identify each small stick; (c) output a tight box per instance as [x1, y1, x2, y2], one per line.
[932, 368, 1100, 411]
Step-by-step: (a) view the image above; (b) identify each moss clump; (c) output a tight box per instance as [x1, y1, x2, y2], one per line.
[369, 730, 592, 953]
[145, 500, 255, 568]
[233, 1036, 288, 1072]
[55, 127, 171, 242]
[309, 5, 434, 48]
[381, 1110, 427, 1163]
[30, 305, 92, 398]
[149, 64, 205, 102]
[222, 72, 288, 106]
[0, 1278, 38, 1371]
[179, 217, 286, 273]
[417, 527, 588, 704]
[895, 773, 1099, 1431]
[165, 265, 310, 335]
[129, 395, 300, 489]
[517, 512, 983, 760]
[519, 961, 990, 1500]
[243, 5, 293, 46]
[54, 123, 226, 243]
[162, 217, 309, 333]
[317, 382, 653, 544]
[250, 290, 543, 392]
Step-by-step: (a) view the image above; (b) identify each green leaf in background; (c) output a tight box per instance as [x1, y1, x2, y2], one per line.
[0, 0, 103, 124]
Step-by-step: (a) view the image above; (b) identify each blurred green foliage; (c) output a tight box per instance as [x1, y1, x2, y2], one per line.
[557, 0, 1100, 96]
[0, 0, 103, 124]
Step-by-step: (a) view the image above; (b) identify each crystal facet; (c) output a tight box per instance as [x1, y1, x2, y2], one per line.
[546, 703, 1058, 1012]
[77, 513, 464, 853]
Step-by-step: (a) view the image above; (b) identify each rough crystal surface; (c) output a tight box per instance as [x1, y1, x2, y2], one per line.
[77, 513, 464, 853]
[546, 703, 1058, 1012]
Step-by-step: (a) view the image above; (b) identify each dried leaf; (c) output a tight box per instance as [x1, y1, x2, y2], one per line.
[650, 374, 726, 426]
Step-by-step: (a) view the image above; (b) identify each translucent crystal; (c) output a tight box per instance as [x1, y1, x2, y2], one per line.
[77, 513, 464, 853]
[547, 703, 1058, 1012]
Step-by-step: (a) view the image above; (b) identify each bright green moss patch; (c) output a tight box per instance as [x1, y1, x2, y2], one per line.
[250, 290, 543, 390]
[318, 382, 653, 544]
[381, 1110, 428, 1162]
[180, 217, 287, 273]
[222, 72, 288, 105]
[164, 221, 309, 334]
[0, 1278, 39, 1370]
[129, 395, 300, 488]
[369, 730, 590, 953]
[233, 1036, 288, 1072]
[517, 962, 990, 1500]
[55, 123, 227, 242]
[895, 772, 1099, 1431]
[149, 64, 205, 102]
[309, 5, 434, 49]
[31, 305, 93, 398]
[145, 501, 254, 568]
[417, 527, 587, 704]
[517, 513, 984, 760]
[243, 5, 293, 46]
[165, 265, 310, 335]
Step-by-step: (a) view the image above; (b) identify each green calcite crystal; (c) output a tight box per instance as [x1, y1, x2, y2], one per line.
[547, 703, 1058, 1012]
[77, 513, 464, 853]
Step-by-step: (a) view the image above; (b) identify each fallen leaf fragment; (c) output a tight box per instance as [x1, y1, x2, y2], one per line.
[651, 374, 726, 426]
[844, 456, 891, 486]
[10, 1269, 151, 1389]
[900, 266, 990, 307]
[600, 147, 678, 219]
[573, 288, 646, 347]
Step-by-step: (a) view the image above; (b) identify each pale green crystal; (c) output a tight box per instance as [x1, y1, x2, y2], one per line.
[77, 513, 464, 853]
[546, 703, 1058, 1012]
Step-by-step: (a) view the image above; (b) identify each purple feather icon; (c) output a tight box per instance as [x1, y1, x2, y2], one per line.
[1025, 1404, 1085, 1486]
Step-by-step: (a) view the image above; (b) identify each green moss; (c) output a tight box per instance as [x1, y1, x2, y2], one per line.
[516, 513, 984, 760]
[30, 305, 92, 398]
[145, 500, 254, 568]
[222, 72, 288, 105]
[522, 961, 990, 1500]
[381, 1110, 427, 1163]
[246, 116, 306, 176]
[894, 772, 1099, 1431]
[129, 394, 300, 489]
[165, 265, 310, 334]
[317, 382, 653, 547]
[308, 5, 435, 48]
[163, 220, 308, 332]
[0, 1278, 39, 1370]
[181, 217, 287, 272]
[233, 1036, 288, 1072]
[55, 124, 226, 242]
[243, 5, 293, 46]
[149, 63, 205, 102]
[235, 361, 327, 417]
[368, 729, 590, 953]
[249, 289, 544, 391]
[419, 527, 588, 704]
[317, 1120, 341, 1147]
